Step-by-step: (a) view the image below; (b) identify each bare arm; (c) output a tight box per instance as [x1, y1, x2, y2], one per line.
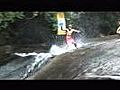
[72, 29, 80, 33]
[116, 26, 120, 33]
[61, 28, 69, 32]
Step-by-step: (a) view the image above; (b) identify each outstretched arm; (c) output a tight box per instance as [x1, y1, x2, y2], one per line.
[61, 27, 69, 32]
[73, 29, 80, 33]
[116, 26, 120, 33]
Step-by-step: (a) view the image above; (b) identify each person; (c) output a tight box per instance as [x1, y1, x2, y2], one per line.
[62, 24, 80, 49]
[33, 11, 39, 16]
[116, 20, 120, 35]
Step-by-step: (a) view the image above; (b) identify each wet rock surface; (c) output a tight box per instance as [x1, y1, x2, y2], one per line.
[28, 35, 120, 80]
[0, 43, 50, 80]
[1, 35, 120, 80]
[0, 56, 33, 80]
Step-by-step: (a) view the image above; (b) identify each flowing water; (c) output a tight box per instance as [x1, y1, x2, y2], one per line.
[0, 35, 120, 80]
[0, 37, 85, 80]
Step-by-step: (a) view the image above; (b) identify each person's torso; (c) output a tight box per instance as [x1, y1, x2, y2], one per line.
[66, 29, 74, 35]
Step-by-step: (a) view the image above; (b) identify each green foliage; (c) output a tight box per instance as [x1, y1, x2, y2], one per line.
[0, 12, 25, 30]
[44, 12, 58, 31]
[43, 12, 74, 30]
[1, 11, 119, 37]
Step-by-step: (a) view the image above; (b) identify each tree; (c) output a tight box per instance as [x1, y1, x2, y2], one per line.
[0, 12, 25, 31]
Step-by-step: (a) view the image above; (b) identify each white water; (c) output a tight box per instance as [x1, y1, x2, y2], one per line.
[14, 52, 38, 57]
[14, 42, 84, 78]
[13, 37, 120, 79]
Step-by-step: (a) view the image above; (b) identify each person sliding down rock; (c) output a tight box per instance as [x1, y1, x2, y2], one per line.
[116, 20, 120, 35]
[61, 24, 80, 49]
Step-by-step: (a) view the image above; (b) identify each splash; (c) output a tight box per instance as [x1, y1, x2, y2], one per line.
[49, 42, 83, 55]
[14, 52, 38, 57]
[14, 41, 84, 79]
[49, 44, 69, 55]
